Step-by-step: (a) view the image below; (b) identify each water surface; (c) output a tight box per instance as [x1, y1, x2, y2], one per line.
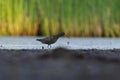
[0, 37, 120, 49]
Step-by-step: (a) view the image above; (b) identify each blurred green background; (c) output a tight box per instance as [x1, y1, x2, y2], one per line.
[0, 0, 120, 37]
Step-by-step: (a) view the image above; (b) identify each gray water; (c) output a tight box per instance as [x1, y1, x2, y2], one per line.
[0, 37, 120, 49]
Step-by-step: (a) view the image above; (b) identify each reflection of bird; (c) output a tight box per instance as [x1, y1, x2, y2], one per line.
[36, 32, 65, 48]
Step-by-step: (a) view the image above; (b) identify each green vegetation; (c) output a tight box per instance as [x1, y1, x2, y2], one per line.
[0, 0, 39, 36]
[0, 0, 120, 37]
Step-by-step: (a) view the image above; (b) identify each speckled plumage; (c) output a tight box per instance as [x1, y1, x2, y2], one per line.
[36, 32, 65, 46]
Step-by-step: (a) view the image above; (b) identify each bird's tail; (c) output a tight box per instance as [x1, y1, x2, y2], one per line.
[36, 39, 42, 41]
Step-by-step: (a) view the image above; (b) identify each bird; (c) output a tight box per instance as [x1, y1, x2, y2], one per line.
[36, 32, 65, 48]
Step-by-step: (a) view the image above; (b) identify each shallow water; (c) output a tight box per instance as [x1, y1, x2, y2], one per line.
[0, 37, 120, 49]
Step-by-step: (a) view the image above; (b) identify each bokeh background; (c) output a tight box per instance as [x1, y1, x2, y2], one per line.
[0, 0, 120, 37]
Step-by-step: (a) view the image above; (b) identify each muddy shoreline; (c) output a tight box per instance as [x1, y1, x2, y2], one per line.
[0, 48, 120, 80]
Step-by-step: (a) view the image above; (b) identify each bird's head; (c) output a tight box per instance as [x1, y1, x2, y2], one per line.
[58, 32, 65, 37]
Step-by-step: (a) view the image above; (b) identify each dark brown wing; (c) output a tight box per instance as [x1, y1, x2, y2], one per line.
[40, 36, 57, 45]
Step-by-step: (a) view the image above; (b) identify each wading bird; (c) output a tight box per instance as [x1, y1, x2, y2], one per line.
[36, 32, 65, 48]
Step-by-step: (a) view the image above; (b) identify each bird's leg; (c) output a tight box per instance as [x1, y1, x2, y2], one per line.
[47, 45, 50, 49]
[47, 45, 51, 49]
[47, 45, 49, 49]
[49, 45, 51, 48]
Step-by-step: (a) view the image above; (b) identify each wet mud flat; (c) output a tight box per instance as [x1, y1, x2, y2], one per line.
[0, 48, 120, 80]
